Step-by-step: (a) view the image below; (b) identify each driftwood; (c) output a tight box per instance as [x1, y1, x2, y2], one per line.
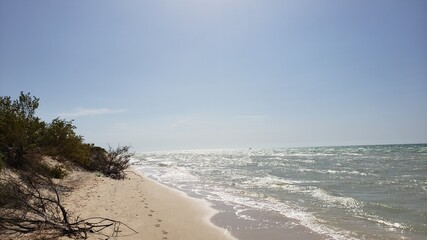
[0, 170, 137, 239]
[123, 170, 144, 181]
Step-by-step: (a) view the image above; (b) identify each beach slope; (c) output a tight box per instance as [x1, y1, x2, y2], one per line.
[62, 168, 235, 240]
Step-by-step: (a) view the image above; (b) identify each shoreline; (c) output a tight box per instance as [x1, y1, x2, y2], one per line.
[133, 144, 427, 240]
[133, 166, 327, 240]
[62, 167, 236, 240]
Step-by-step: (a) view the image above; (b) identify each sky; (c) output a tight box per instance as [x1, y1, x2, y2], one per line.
[1, 0, 426, 151]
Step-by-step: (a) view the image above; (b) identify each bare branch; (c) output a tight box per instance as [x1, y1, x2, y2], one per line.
[0, 170, 137, 239]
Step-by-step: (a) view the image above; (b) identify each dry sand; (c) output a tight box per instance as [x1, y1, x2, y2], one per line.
[61, 168, 236, 240]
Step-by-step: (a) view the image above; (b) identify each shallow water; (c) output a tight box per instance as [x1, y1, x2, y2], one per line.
[133, 144, 427, 240]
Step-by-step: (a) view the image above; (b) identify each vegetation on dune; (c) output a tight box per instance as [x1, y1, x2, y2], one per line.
[89, 145, 133, 180]
[0, 92, 43, 169]
[39, 118, 91, 167]
[0, 92, 135, 238]
[0, 154, 4, 172]
[0, 91, 133, 177]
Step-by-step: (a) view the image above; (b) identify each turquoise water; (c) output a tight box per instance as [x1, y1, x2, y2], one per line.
[134, 144, 427, 240]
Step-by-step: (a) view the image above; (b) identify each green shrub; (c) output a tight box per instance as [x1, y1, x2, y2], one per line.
[88, 146, 108, 171]
[49, 165, 67, 179]
[88, 145, 133, 180]
[0, 92, 129, 178]
[0, 153, 4, 172]
[38, 118, 90, 167]
[0, 92, 42, 168]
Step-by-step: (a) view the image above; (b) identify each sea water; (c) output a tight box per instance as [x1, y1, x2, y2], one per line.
[133, 144, 427, 240]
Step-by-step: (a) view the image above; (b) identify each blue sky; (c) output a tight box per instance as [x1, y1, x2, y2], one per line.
[1, 0, 426, 151]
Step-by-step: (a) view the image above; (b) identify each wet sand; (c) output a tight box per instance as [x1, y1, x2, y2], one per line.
[211, 203, 326, 240]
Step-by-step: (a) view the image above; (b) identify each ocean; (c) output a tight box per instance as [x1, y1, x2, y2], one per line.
[133, 144, 427, 240]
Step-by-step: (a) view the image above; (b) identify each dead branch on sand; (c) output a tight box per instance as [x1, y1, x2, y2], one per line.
[0, 170, 137, 239]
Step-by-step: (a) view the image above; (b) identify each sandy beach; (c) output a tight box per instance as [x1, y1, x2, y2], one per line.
[61, 168, 236, 240]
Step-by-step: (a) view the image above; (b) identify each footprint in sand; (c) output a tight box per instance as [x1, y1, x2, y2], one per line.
[155, 224, 160, 227]
[157, 219, 162, 222]
[150, 210, 154, 212]
[162, 230, 168, 235]
[148, 213, 152, 217]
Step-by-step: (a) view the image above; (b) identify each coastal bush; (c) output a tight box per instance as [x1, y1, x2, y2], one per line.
[104, 145, 134, 180]
[88, 146, 108, 171]
[88, 145, 133, 180]
[0, 92, 136, 238]
[0, 92, 43, 168]
[48, 165, 68, 179]
[39, 164, 68, 179]
[0, 154, 4, 172]
[0, 92, 91, 170]
[0, 179, 14, 208]
[39, 118, 90, 167]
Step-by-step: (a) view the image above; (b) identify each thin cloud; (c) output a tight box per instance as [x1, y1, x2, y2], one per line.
[235, 115, 268, 120]
[59, 108, 127, 118]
